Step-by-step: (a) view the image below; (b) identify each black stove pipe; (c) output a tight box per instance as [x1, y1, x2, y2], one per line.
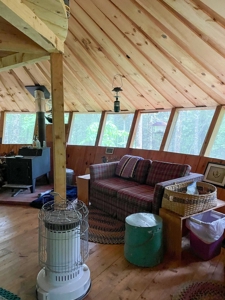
[34, 90, 46, 147]
[36, 112, 46, 147]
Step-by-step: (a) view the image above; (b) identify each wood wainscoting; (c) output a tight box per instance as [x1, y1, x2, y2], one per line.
[65, 145, 225, 206]
[0, 142, 224, 206]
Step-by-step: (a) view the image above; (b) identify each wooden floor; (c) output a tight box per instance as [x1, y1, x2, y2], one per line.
[0, 187, 224, 300]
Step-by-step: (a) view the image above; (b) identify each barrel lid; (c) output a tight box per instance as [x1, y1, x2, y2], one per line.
[126, 213, 162, 227]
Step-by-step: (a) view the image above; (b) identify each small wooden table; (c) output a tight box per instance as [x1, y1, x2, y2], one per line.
[159, 199, 225, 260]
[76, 174, 90, 205]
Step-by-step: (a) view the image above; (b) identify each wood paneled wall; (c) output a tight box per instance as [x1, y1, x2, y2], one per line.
[65, 145, 225, 203]
[1, 123, 225, 207]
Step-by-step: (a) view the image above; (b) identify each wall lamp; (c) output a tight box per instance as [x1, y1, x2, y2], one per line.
[112, 74, 123, 113]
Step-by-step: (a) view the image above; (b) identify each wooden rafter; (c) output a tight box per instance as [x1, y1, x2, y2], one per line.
[0, 0, 65, 53]
[0, 53, 50, 73]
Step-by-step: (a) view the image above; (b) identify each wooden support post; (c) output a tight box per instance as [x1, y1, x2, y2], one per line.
[50, 53, 66, 206]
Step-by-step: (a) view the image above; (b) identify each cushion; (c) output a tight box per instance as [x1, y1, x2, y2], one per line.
[146, 160, 191, 186]
[117, 184, 154, 208]
[115, 155, 143, 178]
[92, 177, 139, 197]
[133, 159, 152, 184]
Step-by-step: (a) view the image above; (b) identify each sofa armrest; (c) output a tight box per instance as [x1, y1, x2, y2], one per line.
[90, 161, 119, 182]
[152, 172, 204, 215]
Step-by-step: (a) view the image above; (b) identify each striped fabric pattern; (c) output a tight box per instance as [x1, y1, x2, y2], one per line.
[133, 159, 152, 183]
[146, 160, 191, 187]
[115, 155, 143, 178]
[117, 184, 154, 207]
[92, 177, 139, 196]
[90, 161, 118, 182]
[90, 190, 118, 218]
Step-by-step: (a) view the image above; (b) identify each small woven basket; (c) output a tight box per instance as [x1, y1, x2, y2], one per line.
[162, 181, 217, 216]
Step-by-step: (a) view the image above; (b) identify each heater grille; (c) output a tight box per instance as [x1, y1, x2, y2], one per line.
[38, 200, 89, 274]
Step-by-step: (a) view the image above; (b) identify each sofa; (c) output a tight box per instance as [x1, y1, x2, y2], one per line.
[89, 155, 204, 222]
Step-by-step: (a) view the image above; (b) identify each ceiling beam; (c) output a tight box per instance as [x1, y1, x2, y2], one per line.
[0, 0, 65, 53]
[0, 27, 49, 55]
[0, 53, 50, 73]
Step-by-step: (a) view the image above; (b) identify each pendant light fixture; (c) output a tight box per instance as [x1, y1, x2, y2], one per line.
[112, 74, 123, 113]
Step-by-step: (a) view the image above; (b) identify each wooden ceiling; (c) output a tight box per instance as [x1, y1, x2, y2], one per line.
[0, 0, 225, 113]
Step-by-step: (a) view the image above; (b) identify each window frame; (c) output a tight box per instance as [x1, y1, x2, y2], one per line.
[2, 112, 36, 145]
[68, 112, 102, 146]
[99, 112, 135, 148]
[164, 107, 215, 155]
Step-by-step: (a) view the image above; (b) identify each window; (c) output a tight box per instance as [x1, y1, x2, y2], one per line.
[3, 112, 36, 144]
[68, 113, 101, 145]
[100, 113, 134, 147]
[64, 113, 69, 124]
[209, 112, 225, 159]
[167, 108, 215, 155]
[132, 111, 170, 150]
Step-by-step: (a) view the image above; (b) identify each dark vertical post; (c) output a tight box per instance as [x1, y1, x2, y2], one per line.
[36, 112, 46, 147]
[34, 90, 46, 147]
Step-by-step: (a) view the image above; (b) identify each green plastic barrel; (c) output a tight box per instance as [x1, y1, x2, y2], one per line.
[124, 213, 163, 267]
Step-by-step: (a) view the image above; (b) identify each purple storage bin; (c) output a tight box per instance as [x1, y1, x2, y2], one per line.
[190, 231, 223, 260]
[187, 210, 225, 260]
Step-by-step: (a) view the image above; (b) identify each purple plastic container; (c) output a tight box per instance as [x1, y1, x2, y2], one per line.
[190, 231, 223, 260]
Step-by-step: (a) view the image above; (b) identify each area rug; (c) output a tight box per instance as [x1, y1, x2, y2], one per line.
[0, 288, 21, 300]
[172, 280, 225, 300]
[88, 206, 125, 244]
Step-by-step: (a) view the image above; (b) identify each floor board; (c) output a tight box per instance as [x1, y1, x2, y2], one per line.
[0, 188, 224, 299]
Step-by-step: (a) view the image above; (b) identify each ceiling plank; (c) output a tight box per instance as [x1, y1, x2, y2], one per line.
[0, 73, 31, 112]
[0, 79, 17, 111]
[73, 0, 173, 110]
[92, 0, 196, 109]
[63, 63, 99, 112]
[69, 15, 155, 110]
[0, 71, 35, 112]
[0, 0, 65, 53]
[111, 0, 218, 107]
[121, 0, 225, 104]
[65, 30, 135, 112]
[161, 0, 225, 58]
[193, 0, 225, 26]
[12, 67, 36, 87]
[136, 0, 225, 85]
[63, 45, 116, 112]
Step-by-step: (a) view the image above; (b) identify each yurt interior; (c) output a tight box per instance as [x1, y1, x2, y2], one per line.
[0, 1, 225, 299]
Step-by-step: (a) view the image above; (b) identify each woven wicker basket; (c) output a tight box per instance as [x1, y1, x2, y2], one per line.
[162, 181, 217, 216]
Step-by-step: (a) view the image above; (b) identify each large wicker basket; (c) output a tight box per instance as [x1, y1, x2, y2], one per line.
[162, 181, 217, 216]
